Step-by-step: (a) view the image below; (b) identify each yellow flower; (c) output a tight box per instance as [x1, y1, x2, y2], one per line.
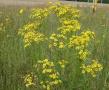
[78, 50, 90, 60]
[58, 60, 68, 69]
[47, 85, 51, 90]
[51, 80, 61, 85]
[49, 73, 58, 79]
[58, 20, 80, 34]
[68, 31, 95, 48]
[24, 31, 45, 47]
[59, 42, 64, 48]
[37, 58, 62, 89]
[42, 85, 46, 89]
[23, 73, 35, 87]
[30, 8, 49, 20]
[19, 9, 24, 14]
[81, 59, 103, 77]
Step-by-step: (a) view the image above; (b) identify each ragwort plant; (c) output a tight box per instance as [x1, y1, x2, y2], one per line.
[18, 2, 103, 90]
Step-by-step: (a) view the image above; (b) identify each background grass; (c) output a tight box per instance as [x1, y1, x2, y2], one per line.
[0, 6, 109, 90]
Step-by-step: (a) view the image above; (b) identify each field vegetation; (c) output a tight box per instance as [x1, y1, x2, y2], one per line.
[0, 2, 109, 90]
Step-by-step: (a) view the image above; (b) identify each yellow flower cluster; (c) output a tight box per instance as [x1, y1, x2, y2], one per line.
[18, 2, 81, 49]
[58, 60, 68, 69]
[24, 31, 45, 47]
[30, 8, 49, 20]
[49, 3, 79, 19]
[48, 3, 80, 49]
[37, 59, 62, 90]
[48, 3, 101, 74]
[68, 31, 95, 49]
[58, 19, 81, 34]
[18, 6, 50, 48]
[81, 60, 103, 77]
[23, 73, 35, 87]
[19, 2, 103, 86]
[78, 49, 90, 60]
[18, 22, 45, 47]
[49, 33, 67, 48]
[52, 5, 69, 17]
[68, 30, 95, 61]
[19, 22, 40, 34]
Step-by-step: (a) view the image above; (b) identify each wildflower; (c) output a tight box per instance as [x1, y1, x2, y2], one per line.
[24, 31, 45, 47]
[37, 59, 62, 90]
[30, 8, 49, 20]
[47, 85, 50, 90]
[23, 73, 35, 87]
[59, 42, 64, 48]
[58, 19, 81, 34]
[68, 31, 95, 48]
[58, 60, 68, 69]
[19, 9, 24, 14]
[81, 59, 103, 77]
[49, 33, 66, 49]
[49, 73, 58, 79]
[18, 22, 45, 48]
[78, 49, 90, 60]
